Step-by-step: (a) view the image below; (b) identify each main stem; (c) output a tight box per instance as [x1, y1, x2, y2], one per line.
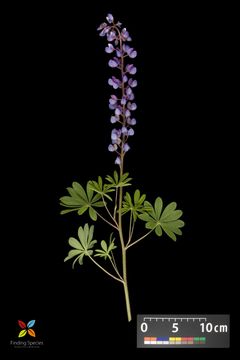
[118, 163, 132, 322]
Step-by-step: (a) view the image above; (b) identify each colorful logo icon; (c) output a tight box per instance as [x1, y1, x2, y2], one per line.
[18, 320, 36, 337]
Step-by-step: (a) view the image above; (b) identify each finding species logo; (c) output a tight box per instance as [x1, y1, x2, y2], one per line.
[18, 320, 36, 337]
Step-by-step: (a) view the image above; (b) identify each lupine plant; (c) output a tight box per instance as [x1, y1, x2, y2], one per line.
[60, 14, 184, 322]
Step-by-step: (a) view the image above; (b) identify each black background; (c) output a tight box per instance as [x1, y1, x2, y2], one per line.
[2, 1, 236, 357]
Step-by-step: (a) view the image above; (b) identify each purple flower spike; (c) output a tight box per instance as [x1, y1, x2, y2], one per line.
[98, 14, 137, 164]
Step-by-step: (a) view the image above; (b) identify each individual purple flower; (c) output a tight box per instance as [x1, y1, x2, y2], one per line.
[121, 126, 128, 135]
[106, 14, 114, 24]
[121, 97, 127, 105]
[111, 116, 118, 123]
[109, 103, 117, 110]
[126, 64, 137, 75]
[116, 49, 123, 57]
[121, 28, 131, 41]
[128, 48, 137, 58]
[115, 157, 121, 165]
[108, 144, 118, 152]
[127, 91, 135, 101]
[108, 59, 119, 68]
[115, 107, 122, 116]
[107, 31, 117, 42]
[128, 79, 137, 88]
[123, 45, 137, 58]
[105, 44, 115, 53]
[123, 44, 130, 53]
[99, 26, 110, 37]
[109, 95, 118, 105]
[124, 109, 131, 118]
[108, 76, 121, 89]
[97, 22, 107, 31]
[127, 102, 137, 111]
[127, 118, 137, 126]
[111, 129, 121, 143]
[128, 128, 134, 136]
[123, 143, 130, 152]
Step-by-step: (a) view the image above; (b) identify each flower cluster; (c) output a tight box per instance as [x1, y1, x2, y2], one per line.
[97, 14, 137, 166]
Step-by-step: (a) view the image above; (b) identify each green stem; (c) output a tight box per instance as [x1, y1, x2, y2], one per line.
[118, 163, 132, 321]
[126, 212, 135, 247]
[95, 210, 118, 230]
[110, 256, 123, 280]
[113, 187, 118, 220]
[101, 194, 119, 227]
[88, 255, 123, 283]
[126, 228, 154, 250]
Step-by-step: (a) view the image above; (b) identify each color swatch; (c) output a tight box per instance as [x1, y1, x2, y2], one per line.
[144, 336, 206, 345]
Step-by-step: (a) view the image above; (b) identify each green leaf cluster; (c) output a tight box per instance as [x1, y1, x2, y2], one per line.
[138, 197, 184, 241]
[95, 233, 117, 260]
[88, 176, 115, 201]
[64, 224, 97, 267]
[121, 189, 147, 221]
[105, 171, 132, 188]
[60, 181, 104, 220]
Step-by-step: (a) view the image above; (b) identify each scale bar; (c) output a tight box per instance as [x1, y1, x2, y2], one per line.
[143, 317, 207, 322]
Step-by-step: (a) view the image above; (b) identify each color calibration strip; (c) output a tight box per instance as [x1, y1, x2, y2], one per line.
[144, 337, 206, 345]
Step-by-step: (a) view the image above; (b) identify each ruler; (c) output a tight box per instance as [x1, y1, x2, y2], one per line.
[137, 314, 230, 348]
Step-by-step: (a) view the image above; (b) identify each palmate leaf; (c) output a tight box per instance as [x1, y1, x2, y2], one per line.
[105, 171, 132, 188]
[95, 233, 117, 260]
[138, 197, 184, 241]
[121, 189, 147, 221]
[64, 224, 97, 267]
[60, 181, 104, 220]
[88, 176, 115, 201]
